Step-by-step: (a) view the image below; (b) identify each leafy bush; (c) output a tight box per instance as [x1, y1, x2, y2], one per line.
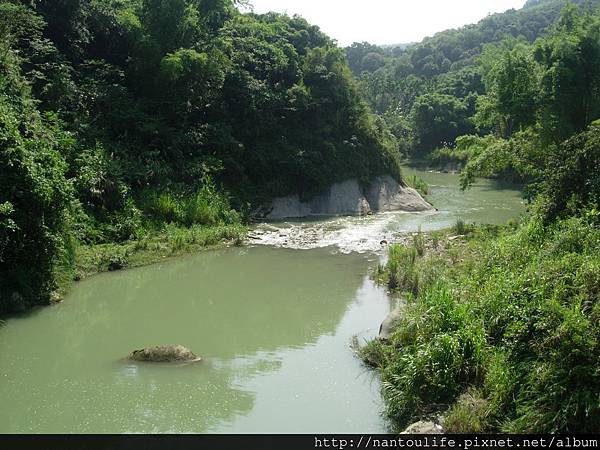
[0, 51, 76, 314]
[539, 124, 600, 221]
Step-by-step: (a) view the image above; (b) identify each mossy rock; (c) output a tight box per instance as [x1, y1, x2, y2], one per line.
[127, 345, 201, 363]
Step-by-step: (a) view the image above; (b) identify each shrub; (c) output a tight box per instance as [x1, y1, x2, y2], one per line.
[453, 218, 466, 235]
[540, 124, 600, 221]
[444, 390, 490, 433]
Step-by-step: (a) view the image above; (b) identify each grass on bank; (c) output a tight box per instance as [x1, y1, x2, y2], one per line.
[71, 177, 247, 284]
[405, 174, 430, 197]
[363, 217, 600, 433]
[74, 223, 245, 280]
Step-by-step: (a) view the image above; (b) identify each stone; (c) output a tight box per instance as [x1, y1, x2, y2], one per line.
[400, 420, 444, 434]
[401, 421, 444, 434]
[127, 345, 201, 363]
[366, 176, 433, 213]
[378, 307, 404, 341]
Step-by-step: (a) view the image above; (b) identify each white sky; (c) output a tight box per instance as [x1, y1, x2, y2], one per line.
[243, 0, 528, 46]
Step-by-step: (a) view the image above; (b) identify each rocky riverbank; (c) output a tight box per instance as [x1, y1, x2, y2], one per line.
[258, 176, 433, 220]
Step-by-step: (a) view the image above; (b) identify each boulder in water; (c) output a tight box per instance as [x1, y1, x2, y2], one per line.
[127, 345, 201, 363]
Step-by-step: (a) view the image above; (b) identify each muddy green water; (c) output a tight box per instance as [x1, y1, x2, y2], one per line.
[0, 170, 525, 433]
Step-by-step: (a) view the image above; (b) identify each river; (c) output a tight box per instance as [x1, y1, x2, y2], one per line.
[0, 169, 525, 433]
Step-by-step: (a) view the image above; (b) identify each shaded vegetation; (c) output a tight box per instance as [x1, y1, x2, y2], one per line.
[75, 223, 245, 280]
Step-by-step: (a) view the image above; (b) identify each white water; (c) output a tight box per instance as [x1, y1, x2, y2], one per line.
[250, 169, 526, 254]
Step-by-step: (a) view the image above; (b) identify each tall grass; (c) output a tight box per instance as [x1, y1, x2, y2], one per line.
[76, 223, 245, 277]
[413, 228, 426, 256]
[406, 174, 429, 196]
[386, 244, 419, 293]
[150, 193, 179, 223]
[142, 176, 240, 227]
[367, 217, 600, 432]
[454, 218, 466, 235]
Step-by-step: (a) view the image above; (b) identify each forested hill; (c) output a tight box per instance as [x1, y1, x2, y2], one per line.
[346, 0, 600, 158]
[349, 1, 600, 433]
[0, 0, 400, 313]
[3, 0, 400, 202]
[347, 0, 598, 77]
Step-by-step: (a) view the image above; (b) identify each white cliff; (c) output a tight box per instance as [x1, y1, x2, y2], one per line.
[264, 176, 433, 220]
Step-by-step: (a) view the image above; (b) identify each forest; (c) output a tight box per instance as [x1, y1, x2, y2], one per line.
[0, 0, 400, 313]
[348, 0, 600, 172]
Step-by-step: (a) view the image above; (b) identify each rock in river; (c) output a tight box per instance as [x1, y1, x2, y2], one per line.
[127, 345, 201, 363]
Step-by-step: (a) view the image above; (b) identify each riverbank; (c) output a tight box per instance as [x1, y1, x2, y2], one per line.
[72, 224, 246, 282]
[360, 216, 600, 433]
[0, 166, 530, 433]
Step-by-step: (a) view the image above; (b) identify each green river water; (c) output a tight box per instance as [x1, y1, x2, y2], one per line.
[0, 169, 525, 433]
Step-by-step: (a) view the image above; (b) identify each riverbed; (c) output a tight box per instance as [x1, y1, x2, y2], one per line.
[0, 170, 525, 433]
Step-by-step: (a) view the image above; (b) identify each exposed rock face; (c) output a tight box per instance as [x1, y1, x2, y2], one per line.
[127, 345, 200, 363]
[269, 195, 312, 219]
[367, 176, 432, 213]
[264, 176, 432, 220]
[378, 307, 404, 341]
[310, 180, 372, 216]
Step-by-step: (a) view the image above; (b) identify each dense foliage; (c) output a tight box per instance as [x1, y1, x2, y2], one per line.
[0, 0, 401, 314]
[0, 33, 75, 311]
[348, 0, 600, 160]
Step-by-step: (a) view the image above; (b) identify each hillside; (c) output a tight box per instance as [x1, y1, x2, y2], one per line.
[348, 0, 598, 78]
[0, 0, 401, 313]
[346, 0, 600, 157]
[351, 0, 600, 433]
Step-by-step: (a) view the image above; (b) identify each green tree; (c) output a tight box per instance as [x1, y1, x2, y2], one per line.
[534, 6, 600, 142]
[475, 45, 539, 137]
[0, 42, 75, 313]
[411, 93, 472, 154]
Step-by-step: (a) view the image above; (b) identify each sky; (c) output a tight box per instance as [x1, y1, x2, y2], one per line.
[242, 0, 528, 47]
